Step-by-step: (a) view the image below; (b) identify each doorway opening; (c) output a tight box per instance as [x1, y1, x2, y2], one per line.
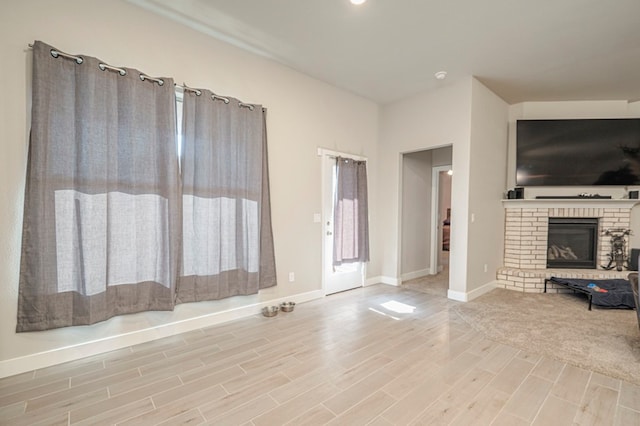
[399, 146, 452, 296]
[319, 148, 367, 295]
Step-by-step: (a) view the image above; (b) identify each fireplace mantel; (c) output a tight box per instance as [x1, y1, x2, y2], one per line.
[502, 199, 639, 209]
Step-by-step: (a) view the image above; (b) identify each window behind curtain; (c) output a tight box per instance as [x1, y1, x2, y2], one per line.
[177, 89, 276, 302]
[333, 157, 370, 266]
[17, 41, 180, 331]
[18, 42, 277, 331]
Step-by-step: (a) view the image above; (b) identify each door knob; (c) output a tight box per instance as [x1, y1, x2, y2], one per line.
[326, 231, 333, 236]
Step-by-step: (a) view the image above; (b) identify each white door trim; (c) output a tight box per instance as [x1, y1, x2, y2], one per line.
[316, 147, 367, 162]
[430, 165, 451, 275]
[317, 147, 367, 295]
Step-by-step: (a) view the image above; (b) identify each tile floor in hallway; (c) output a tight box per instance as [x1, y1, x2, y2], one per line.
[1, 283, 639, 425]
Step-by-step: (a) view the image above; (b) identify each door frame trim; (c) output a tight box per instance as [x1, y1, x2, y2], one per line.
[430, 165, 451, 275]
[317, 147, 367, 295]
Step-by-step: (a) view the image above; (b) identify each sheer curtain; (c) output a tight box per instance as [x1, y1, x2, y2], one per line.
[17, 41, 180, 331]
[178, 89, 276, 302]
[333, 157, 370, 265]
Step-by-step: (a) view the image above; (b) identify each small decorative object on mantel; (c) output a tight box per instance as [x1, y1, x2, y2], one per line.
[601, 228, 633, 271]
[578, 193, 611, 199]
[536, 194, 613, 199]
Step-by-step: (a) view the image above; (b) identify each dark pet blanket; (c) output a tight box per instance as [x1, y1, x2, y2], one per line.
[549, 277, 636, 309]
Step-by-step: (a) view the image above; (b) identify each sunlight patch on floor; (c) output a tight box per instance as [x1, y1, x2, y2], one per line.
[368, 307, 400, 320]
[380, 300, 416, 314]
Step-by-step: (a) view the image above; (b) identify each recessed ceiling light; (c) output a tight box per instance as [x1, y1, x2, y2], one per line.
[351, 0, 367, 5]
[435, 71, 447, 80]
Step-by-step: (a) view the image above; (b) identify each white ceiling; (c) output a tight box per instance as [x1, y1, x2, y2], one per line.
[129, 0, 640, 105]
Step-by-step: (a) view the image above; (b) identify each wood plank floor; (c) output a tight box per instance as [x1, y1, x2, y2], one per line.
[1, 284, 639, 425]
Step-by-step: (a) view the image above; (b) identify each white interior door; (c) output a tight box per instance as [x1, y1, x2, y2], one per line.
[321, 151, 364, 295]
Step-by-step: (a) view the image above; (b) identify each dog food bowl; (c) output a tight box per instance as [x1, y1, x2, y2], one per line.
[262, 306, 279, 317]
[280, 301, 296, 312]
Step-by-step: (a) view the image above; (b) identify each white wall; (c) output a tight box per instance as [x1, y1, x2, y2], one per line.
[432, 146, 453, 167]
[0, 0, 379, 376]
[507, 100, 640, 249]
[379, 77, 509, 298]
[401, 150, 433, 278]
[466, 79, 509, 293]
[378, 78, 472, 289]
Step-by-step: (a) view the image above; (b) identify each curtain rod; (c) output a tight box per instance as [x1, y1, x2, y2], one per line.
[27, 43, 166, 86]
[99, 63, 126, 76]
[317, 147, 367, 162]
[29, 43, 84, 64]
[176, 82, 255, 110]
[324, 154, 367, 166]
[28, 43, 257, 110]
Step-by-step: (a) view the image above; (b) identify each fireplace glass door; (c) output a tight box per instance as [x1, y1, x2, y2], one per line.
[547, 218, 598, 269]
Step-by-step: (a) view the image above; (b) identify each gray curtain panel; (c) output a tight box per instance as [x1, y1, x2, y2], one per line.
[17, 41, 180, 331]
[333, 157, 370, 265]
[178, 90, 276, 302]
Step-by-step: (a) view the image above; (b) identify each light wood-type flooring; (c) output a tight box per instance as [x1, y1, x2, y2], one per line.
[1, 283, 639, 425]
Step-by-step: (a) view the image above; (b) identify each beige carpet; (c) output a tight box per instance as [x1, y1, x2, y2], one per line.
[454, 288, 640, 385]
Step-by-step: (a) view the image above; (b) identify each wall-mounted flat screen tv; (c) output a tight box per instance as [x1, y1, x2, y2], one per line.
[516, 118, 640, 186]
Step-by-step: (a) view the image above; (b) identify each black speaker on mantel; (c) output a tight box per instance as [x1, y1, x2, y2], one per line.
[514, 187, 524, 199]
[507, 187, 524, 199]
[629, 190, 639, 199]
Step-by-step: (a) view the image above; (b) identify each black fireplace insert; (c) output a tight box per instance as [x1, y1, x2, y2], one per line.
[547, 218, 598, 269]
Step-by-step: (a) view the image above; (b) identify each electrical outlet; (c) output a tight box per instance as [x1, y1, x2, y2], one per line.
[483, 264, 488, 273]
[288, 272, 295, 282]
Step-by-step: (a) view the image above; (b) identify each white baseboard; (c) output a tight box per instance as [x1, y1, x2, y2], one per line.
[364, 276, 381, 286]
[379, 276, 400, 286]
[401, 268, 431, 281]
[364, 275, 400, 286]
[0, 290, 324, 379]
[448, 280, 497, 302]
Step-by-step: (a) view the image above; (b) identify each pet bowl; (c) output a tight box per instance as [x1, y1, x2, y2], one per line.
[280, 301, 296, 312]
[262, 306, 279, 317]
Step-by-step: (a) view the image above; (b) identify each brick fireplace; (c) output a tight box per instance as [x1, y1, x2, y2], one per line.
[497, 199, 637, 292]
